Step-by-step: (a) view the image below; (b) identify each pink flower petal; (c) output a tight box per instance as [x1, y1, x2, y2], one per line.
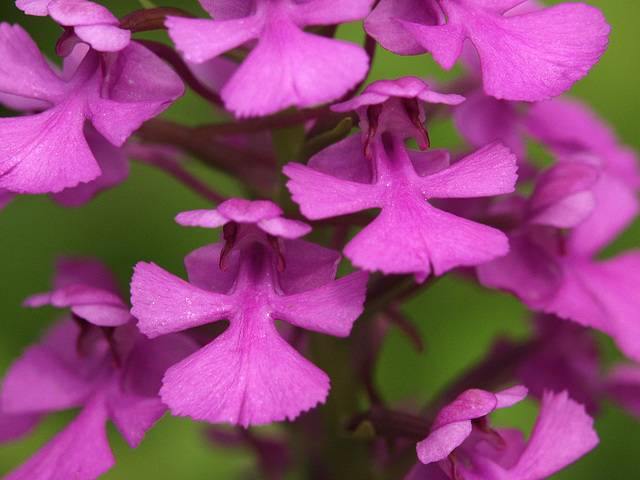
[258, 217, 312, 239]
[289, 0, 374, 25]
[174, 209, 229, 229]
[0, 321, 102, 414]
[527, 161, 598, 229]
[271, 271, 368, 337]
[0, 412, 40, 445]
[217, 197, 284, 224]
[284, 163, 379, 219]
[364, 0, 444, 56]
[277, 240, 341, 294]
[0, 23, 65, 104]
[508, 391, 598, 479]
[4, 393, 114, 480]
[47, 0, 119, 26]
[166, 15, 262, 64]
[477, 229, 564, 310]
[417, 389, 499, 464]
[131, 262, 236, 338]
[51, 126, 129, 207]
[161, 321, 330, 427]
[549, 253, 640, 362]
[222, 21, 369, 117]
[345, 191, 509, 277]
[452, 89, 525, 159]
[566, 174, 639, 257]
[74, 24, 131, 52]
[183, 243, 238, 292]
[52, 256, 122, 293]
[15, 0, 51, 16]
[418, 141, 517, 199]
[398, 1, 609, 101]
[306, 135, 373, 183]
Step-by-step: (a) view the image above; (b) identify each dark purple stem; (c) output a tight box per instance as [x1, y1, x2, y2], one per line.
[193, 105, 332, 136]
[135, 39, 224, 107]
[135, 119, 277, 197]
[347, 406, 432, 442]
[144, 154, 226, 205]
[119, 7, 195, 33]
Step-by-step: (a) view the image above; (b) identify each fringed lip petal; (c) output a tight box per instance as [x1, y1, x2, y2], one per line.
[160, 321, 331, 427]
[221, 21, 369, 117]
[392, 0, 609, 101]
[417, 141, 517, 199]
[0, 100, 101, 193]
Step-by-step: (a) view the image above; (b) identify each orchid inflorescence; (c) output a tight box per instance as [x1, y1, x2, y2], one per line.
[0, 1, 638, 479]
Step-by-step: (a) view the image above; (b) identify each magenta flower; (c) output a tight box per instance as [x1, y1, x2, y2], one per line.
[478, 156, 640, 362]
[166, 0, 374, 117]
[409, 387, 598, 480]
[0, 24, 183, 194]
[517, 314, 602, 415]
[16, 0, 131, 52]
[365, 0, 609, 101]
[49, 125, 129, 207]
[0, 257, 196, 480]
[284, 77, 517, 281]
[130, 199, 369, 427]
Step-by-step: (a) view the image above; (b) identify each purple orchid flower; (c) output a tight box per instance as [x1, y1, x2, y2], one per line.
[16, 0, 131, 52]
[365, 0, 610, 101]
[284, 77, 517, 281]
[478, 97, 640, 363]
[130, 199, 369, 427]
[165, 0, 374, 117]
[408, 387, 598, 480]
[517, 314, 603, 415]
[0, 257, 196, 480]
[0, 23, 183, 194]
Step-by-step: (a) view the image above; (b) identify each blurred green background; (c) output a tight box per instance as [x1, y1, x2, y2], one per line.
[0, 0, 639, 478]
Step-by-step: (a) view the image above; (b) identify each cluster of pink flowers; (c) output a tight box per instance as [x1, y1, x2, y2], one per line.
[0, 1, 638, 479]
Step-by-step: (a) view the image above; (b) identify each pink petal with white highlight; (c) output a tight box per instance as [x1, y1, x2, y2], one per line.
[284, 163, 379, 220]
[130, 262, 235, 338]
[418, 141, 517, 199]
[0, 23, 65, 104]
